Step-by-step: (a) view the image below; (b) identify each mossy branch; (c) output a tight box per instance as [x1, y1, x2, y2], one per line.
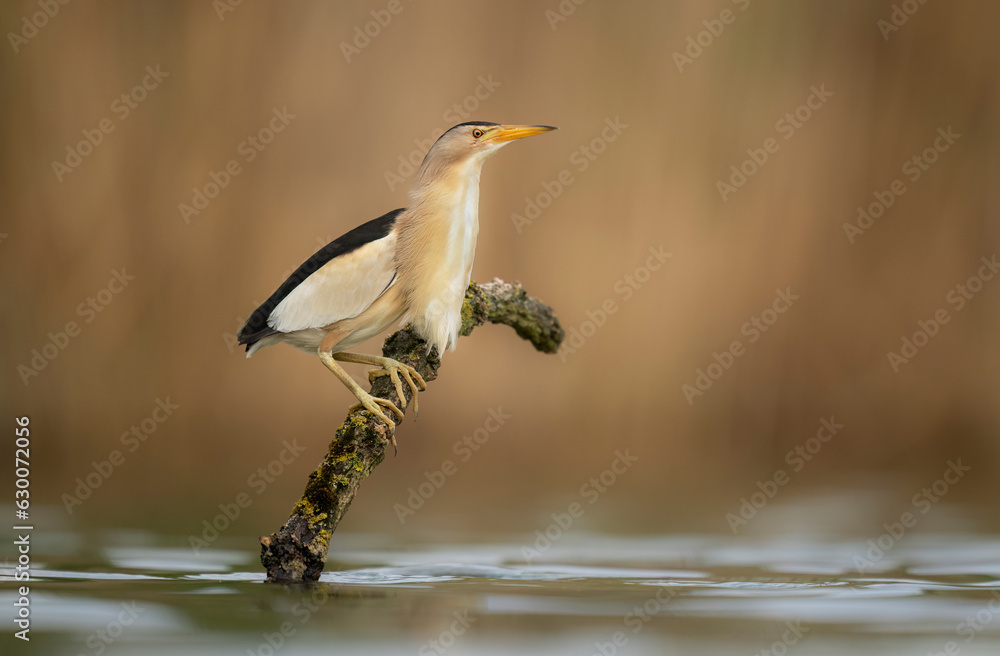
[259, 279, 563, 582]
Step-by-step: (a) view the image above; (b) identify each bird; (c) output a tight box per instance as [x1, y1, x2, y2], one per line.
[237, 122, 557, 438]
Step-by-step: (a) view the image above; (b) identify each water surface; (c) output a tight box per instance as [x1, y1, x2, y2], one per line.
[5, 526, 1000, 655]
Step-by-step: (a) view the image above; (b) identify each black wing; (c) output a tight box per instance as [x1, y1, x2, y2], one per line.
[237, 208, 404, 350]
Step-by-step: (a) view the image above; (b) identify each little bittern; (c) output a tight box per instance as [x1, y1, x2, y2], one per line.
[238, 122, 556, 433]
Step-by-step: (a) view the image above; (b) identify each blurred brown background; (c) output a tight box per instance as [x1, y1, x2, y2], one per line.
[2, 0, 998, 542]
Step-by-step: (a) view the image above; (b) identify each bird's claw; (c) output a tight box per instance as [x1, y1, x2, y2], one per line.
[349, 393, 404, 422]
[368, 359, 427, 417]
[349, 393, 403, 453]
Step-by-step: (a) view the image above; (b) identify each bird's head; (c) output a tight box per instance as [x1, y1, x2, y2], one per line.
[413, 122, 557, 190]
[443, 122, 558, 157]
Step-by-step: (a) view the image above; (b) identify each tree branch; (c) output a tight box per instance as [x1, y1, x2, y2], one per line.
[259, 279, 564, 582]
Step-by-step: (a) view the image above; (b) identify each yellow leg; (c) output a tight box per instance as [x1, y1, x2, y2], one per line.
[333, 352, 427, 417]
[318, 349, 404, 446]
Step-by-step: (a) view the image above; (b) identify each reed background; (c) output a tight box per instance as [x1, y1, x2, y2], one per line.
[2, 0, 998, 543]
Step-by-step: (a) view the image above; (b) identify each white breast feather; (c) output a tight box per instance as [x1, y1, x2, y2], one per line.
[415, 183, 479, 353]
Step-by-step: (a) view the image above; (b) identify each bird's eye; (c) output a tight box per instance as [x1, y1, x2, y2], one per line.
[472, 128, 484, 138]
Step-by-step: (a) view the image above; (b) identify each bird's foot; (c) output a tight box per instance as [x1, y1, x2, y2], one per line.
[348, 391, 404, 452]
[367, 357, 427, 417]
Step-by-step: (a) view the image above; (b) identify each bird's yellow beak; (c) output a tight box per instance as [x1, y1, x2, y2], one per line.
[489, 125, 558, 143]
